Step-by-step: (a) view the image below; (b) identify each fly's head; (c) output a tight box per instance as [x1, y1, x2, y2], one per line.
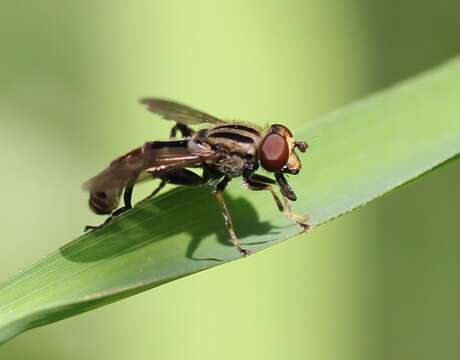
[259, 124, 308, 174]
[258, 124, 308, 201]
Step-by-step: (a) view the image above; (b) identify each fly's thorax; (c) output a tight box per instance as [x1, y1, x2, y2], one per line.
[201, 124, 262, 157]
[207, 153, 258, 178]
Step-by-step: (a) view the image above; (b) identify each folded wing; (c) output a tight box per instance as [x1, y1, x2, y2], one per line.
[83, 140, 216, 214]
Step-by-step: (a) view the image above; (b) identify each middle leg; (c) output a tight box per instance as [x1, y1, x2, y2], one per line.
[215, 177, 252, 256]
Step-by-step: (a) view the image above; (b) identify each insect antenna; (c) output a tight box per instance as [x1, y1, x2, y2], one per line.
[295, 135, 320, 152]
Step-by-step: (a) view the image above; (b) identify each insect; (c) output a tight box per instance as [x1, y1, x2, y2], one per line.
[83, 98, 310, 256]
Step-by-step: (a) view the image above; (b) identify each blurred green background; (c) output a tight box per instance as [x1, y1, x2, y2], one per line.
[1, 1, 460, 359]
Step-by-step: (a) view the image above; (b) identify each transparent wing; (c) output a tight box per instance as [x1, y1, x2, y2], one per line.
[140, 98, 227, 126]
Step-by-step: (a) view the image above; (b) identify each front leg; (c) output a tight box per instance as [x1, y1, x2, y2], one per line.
[245, 174, 310, 231]
[274, 172, 297, 201]
[215, 177, 252, 256]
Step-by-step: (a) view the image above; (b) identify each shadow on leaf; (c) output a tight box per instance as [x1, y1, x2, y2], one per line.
[60, 187, 278, 263]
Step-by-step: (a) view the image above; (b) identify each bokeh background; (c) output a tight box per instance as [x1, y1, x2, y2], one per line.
[1, 1, 460, 359]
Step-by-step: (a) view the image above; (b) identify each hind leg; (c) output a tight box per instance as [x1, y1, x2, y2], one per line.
[143, 123, 196, 200]
[137, 169, 211, 209]
[170, 123, 194, 138]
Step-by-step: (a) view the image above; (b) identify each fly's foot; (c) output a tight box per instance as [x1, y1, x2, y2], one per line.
[84, 224, 104, 232]
[84, 216, 114, 232]
[297, 221, 311, 232]
[290, 212, 310, 232]
[284, 210, 310, 230]
[83, 206, 131, 233]
[282, 198, 310, 231]
[238, 247, 253, 257]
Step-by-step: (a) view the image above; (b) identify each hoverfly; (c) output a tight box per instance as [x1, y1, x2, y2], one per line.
[83, 99, 309, 256]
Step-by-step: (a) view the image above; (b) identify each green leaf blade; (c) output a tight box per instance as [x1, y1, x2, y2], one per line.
[1, 58, 460, 345]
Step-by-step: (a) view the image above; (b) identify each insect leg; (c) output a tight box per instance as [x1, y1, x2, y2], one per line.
[170, 123, 194, 139]
[247, 173, 276, 184]
[122, 183, 134, 209]
[245, 174, 310, 231]
[274, 172, 297, 201]
[142, 168, 209, 205]
[147, 123, 193, 199]
[142, 180, 167, 203]
[159, 169, 208, 186]
[144, 124, 196, 197]
[280, 196, 310, 230]
[215, 177, 252, 256]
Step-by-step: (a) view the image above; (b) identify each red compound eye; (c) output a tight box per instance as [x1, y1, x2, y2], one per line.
[259, 133, 289, 172]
